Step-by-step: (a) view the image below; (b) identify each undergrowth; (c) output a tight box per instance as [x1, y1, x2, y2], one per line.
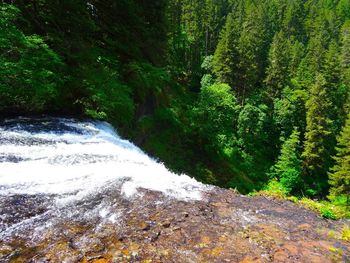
[252, 180, 350, 220]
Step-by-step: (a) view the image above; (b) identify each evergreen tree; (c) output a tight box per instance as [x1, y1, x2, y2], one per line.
[264, 31, 290, 99]
[329, 113, 350, 207]
[322, 41, 341, 88]
[273, 83, 307, 139]
[305, 33, 328, 77]
[302, 74, 333, 195]
[236, 5, 267, 99]
[212, 13, 240, 87]
[341, 20, 350, 87]
[270, 128, 303, 194]
[322, 41, 346, 134]
[4, 0, 350, 198]
[282, 0, 305, 40]
[166, 0, 190, 75]
[203, 0, 231, 55]
[288, 39, 305, 77]
[336, 0, 350, 24]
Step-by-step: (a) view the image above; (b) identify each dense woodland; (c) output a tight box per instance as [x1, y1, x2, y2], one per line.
[1, 0, 350, 212]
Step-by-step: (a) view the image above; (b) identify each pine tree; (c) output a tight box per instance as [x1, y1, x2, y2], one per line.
[322, 41, 346, 135]
[203, 0, 230, 55]
[341, 20, 350, 87]
[288, 39, 305, 77]
[302, 74, 333, 194]
[323, 41, 341, 88]
[305, 33, 327, 77]
[212, 12, 240, 86]
[329, 113, 350, 207]
[282, 0, 305, 40]
[336, 0, 350, 24]
[270, 128, 303, 194]
[236, 4, 267, 99]
[264, 31, 290, 99]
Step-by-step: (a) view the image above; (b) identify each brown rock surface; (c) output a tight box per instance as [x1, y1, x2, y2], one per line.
[1, 187, 349, 262]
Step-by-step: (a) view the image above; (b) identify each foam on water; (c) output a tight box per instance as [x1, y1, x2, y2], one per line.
[0, 118, 211, 241]
[0, 118, 206, 202]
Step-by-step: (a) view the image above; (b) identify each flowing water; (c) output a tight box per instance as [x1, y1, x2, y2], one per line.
[0, 117, 207, 244]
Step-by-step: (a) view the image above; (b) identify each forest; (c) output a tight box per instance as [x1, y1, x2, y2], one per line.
[1, 0, 350, 217]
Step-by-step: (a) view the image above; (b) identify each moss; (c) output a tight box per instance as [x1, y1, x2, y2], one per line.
[341, 225, 350, 241]
[254, 179, 287, 199]
[327, 230, 337, 239]
[298, 198, 342, 220]
[211, 247, 224, 257]
[256, 186, 350, 219]
[329, 246, 343, 262]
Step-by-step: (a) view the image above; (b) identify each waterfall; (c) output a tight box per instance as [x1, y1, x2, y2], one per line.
[0, 117, 208, 241]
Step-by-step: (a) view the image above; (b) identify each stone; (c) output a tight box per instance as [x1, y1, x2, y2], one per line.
[1, 188, 350, 262]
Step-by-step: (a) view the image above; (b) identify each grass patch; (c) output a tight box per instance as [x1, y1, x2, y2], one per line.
[254, 180, 350, 220]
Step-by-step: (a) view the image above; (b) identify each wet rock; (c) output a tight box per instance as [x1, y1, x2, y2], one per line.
[1, 188, 350, 262]
[297, 223, 311, 231]
[0, 244, 12, 258]
[162, 221, 171, 228]
[139, 221, 151, 231]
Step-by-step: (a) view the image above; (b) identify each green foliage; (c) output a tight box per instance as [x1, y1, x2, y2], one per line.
[238, 103, 268, 155]
[236, 6, 267, 98]
[341, 20, 350, 87]
[214, 3, 269, 99]
[261, 179, 289, 197]
[329, 113, 350, 207]
[306, 35, 327, 75]
[212, 13, 240, 87]
[298, 198, 345, 220]
[166, 0, 350, 205]
[320, 207, 337, 220]
[193, 83, 240, 152]
[200, 74, 215, 89]
[3, 0, 350, 203]
[302, 74, 334, 194]
[269, 128, 303, 194]
[265, 31, 290, 99]
[273, 83, 307, 138]
[200, 56, 216, 89]
[79, 63, 135, 126]
[236, 102, 272, 182]
[0, 5, 64, 113]
[282, 0, 305, 39]
[126, 62, 170, 103]
[256, 186, 349, 219]
[289, 40, 305, 77]
[323, 41, 347, 134]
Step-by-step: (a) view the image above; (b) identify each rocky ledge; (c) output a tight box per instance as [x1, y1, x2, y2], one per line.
[1, 187, 350, 263]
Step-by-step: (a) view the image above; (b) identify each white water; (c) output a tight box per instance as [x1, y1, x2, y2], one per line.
[0, 117, 208, 239]
[0, 118, 205, 200]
